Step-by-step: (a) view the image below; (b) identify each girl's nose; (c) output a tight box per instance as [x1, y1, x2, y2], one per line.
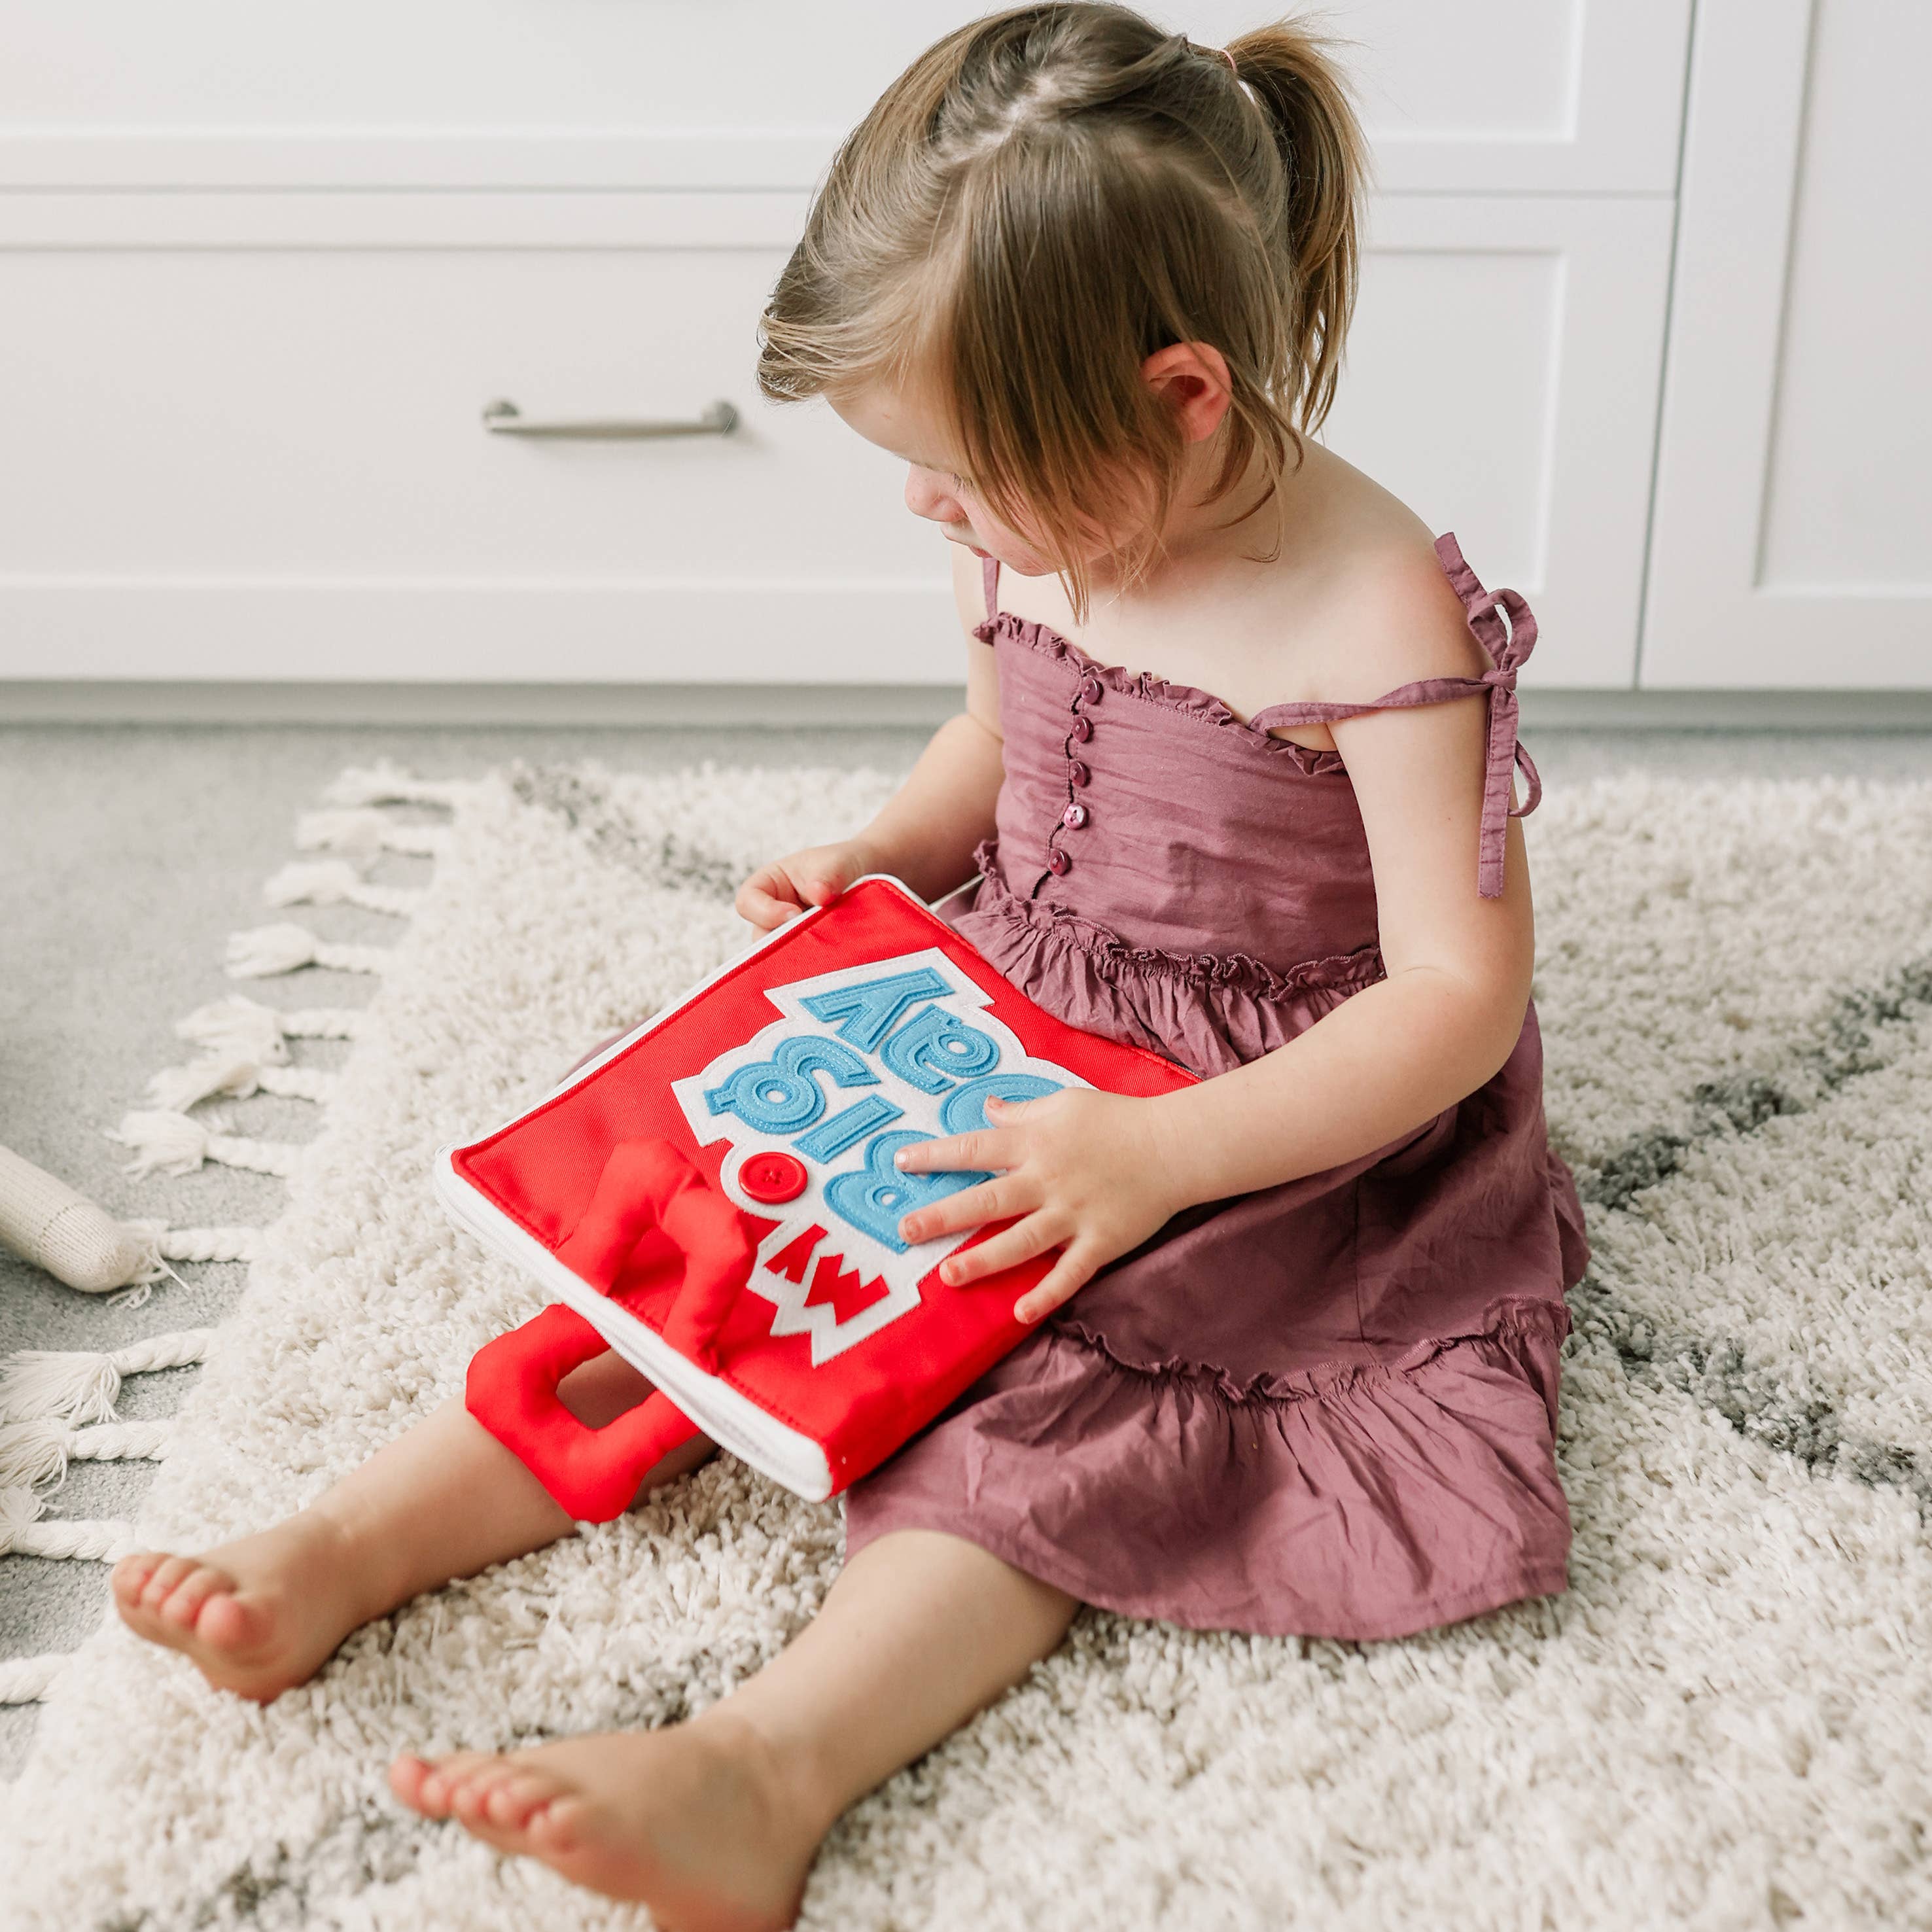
[905, 468, 956, 521]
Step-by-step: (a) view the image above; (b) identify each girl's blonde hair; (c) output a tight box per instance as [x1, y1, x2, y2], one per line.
[756, 3, 1373, 624]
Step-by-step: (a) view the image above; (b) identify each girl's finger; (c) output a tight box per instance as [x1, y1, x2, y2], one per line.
[898, 1173, 1030, 1246]
[1013, 1242, 1102, 1324]
[741, 889, 794, 920]
[933, 1210, 1066, 1288]
[736, 874, 805, 923]
[894, 1127, 1014, 1176]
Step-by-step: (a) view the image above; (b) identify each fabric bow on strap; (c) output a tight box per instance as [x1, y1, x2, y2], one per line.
[1430, 534, 1542, 899]
[1245, 533, 1543, 900]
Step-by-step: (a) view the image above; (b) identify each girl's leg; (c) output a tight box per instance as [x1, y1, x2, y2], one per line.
[112, 1350, 714, 1701]
[392, 1528, 1080, 1929]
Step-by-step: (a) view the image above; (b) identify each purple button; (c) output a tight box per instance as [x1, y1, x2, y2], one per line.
[1080, 675, 1104, 704]
[1047, 845, 1070, 876]
[1062, 802, 1088, 829]
[1068, 760, 1090, 787]
[1070, 714, 1093, 743]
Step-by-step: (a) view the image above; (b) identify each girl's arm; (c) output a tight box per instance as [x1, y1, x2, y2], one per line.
[1151, 682, 1536, 1207]
[852, 702, 1003, 904]
[736, 550, 1002, 926]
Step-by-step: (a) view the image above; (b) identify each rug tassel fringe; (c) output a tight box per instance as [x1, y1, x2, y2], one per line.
[0, 1653, 65, 1705]
[296, 807, 451, 860]
[225, 922, 394, 979]
[0, 1418, 174, 1490]
[264, 860, 424, 919]
[177, 993, 365, 1059]
[0, 1486, 132, 1562]
[105, 1110, 300, 1180]
[0, 1329, 215, 1425]
[319, 760, 469, 810]
[143, 1056, 340, 1114]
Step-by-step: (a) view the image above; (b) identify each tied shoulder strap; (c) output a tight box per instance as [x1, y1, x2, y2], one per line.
[1249, 531, 1543, 899]
[981, 552, 1002, 625]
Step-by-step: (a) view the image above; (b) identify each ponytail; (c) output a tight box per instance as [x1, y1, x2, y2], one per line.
[1223, 16, 1374, 433]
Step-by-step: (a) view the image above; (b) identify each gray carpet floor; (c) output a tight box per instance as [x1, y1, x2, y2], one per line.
[5, 720, 1931, 1777]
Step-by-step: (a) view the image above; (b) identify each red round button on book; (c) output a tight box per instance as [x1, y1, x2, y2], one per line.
[739, 1150, 809, 1204]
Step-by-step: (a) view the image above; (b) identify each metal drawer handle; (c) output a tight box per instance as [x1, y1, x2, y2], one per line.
[482, 398, 739, 440]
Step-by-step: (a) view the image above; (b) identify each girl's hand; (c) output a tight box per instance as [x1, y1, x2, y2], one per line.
[735, 837, 884, 933]
[892, 1087, 1188, 1324]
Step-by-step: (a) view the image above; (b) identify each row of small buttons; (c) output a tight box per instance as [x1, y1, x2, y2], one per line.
[1044, 673, 1104, 877]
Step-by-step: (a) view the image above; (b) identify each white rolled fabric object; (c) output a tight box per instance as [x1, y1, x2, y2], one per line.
[0, 1144, 149, 1293]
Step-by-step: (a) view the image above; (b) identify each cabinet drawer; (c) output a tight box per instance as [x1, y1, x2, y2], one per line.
[0, 195, 962, 681]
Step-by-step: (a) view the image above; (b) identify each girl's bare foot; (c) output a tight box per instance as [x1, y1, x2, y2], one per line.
[111, 1511, 383, 1702]
[389, 1710, 824, 1931]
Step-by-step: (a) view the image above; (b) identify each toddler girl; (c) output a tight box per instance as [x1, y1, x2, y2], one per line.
[111, 9, 1590, 1927]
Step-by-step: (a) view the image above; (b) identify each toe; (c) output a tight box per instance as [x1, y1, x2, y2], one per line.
[525, 1792, 591, 1857]
[389, 1755, 434, 1812]
[138, 1554, 196, 1612]
[483, 1770, 563, 1832]
[160, 1565, 232, 1631]
[412, 1751, 499, 1818]
[195, 1585, 270, 1656]
[111, 1553, 161, 1608]
[449, 1761, 521, 1826]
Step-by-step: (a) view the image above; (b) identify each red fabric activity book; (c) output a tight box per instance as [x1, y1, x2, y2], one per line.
[435, 874, 1198, 1511]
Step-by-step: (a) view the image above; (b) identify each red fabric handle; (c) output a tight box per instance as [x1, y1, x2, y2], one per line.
[465, 1134, 752, 1520]
[465, 1302, 701, 1522]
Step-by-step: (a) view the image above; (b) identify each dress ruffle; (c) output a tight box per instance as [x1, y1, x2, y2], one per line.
[951, 837, 1384, 1080]
[972, 608, 1349, 776]
[842, 1292, 1575, 1641]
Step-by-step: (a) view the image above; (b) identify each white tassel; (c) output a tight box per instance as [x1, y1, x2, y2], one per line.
[178, 993, 366, 1055]
[0, 1653, 64, 1705]
[143, 1055, 338, 1112]
[103, 1220, 255, 1310]
[319, 760, 469, 810]
[124, 1221, 258, 1267]
[224, 923, 394, 979]
[0, 1418, 173, 1490]
[0, 1488, 133, 1563]
[105, 1110, 300, 1179]
[296, 807, 450, 860]
[263, 860, 422, 919]
[174, 994, 290, 1066]
[0, 1329, 214, 1424]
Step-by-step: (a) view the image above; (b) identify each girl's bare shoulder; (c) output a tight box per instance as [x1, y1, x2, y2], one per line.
[1280, 450, 1493, 707]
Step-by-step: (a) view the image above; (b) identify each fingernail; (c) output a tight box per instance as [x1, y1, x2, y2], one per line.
[894, 1150, 911, 1167]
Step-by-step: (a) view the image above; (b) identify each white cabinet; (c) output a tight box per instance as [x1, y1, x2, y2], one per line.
[1641, 0, 1932, 688]
[7, 0, 1829, 696]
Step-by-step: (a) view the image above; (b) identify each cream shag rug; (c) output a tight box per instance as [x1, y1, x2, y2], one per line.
[5, 758, 1932, 1931]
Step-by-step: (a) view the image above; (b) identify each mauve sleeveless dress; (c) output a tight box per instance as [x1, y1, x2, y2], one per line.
[839, 532, 1591, 1642]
